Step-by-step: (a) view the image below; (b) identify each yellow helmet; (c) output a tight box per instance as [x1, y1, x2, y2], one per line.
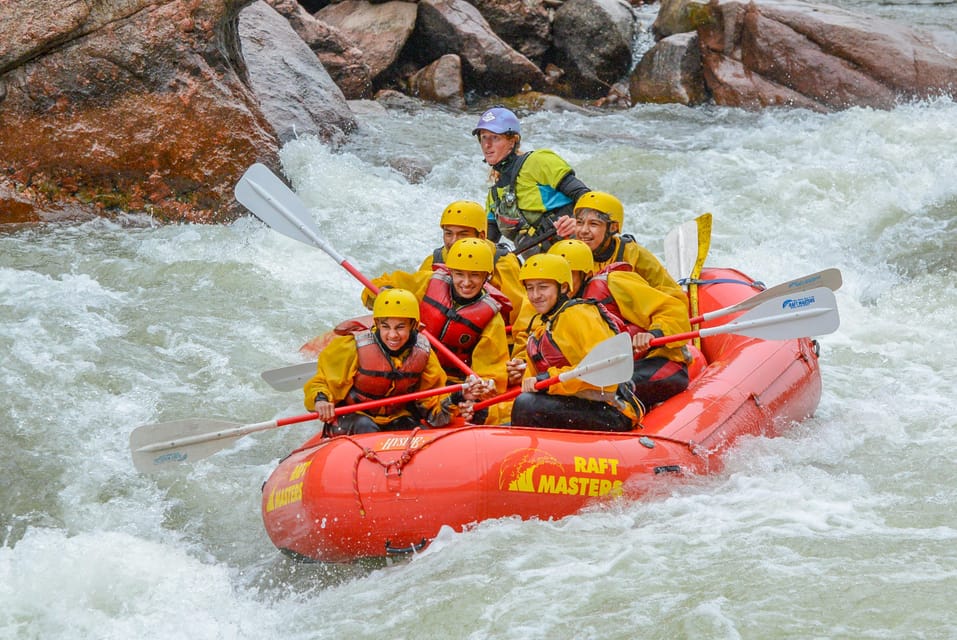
[439, 200, 487, 234]
[519, 253, 572, 289]
[446, 238, 494, 273]
[574, 191, 624, 228]
[372, 288, 420, 322]
[548, 239, 594, 274]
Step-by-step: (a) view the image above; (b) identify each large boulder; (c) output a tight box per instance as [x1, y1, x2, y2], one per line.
[467, 0, 552, 65]
[239, 1, 357, 144]
[552, 0, 637, 99]
[631, 32, 708, 105]
[263, 0, 374, 99]
[689, 0, 957, 110]
[0, 0, 279, 223]
[410, 0, 546, 95]
[315, 0, 418, 85]
[408, 54, 467, 110]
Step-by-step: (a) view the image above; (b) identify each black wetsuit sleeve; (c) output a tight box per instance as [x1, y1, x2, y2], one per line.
[556, 171, 591, 203]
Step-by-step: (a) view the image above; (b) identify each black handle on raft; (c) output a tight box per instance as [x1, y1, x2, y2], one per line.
[385, 538, 430, 555]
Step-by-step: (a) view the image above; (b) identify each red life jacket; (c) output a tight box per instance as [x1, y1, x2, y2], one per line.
[526, 299, 625, 372]
[420, 267, 510, 370]
[344, 330, 432, 410]
[582, 262, 645, 338]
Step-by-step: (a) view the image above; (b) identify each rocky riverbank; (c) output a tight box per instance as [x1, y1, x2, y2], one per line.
[1, 0, 955, 224]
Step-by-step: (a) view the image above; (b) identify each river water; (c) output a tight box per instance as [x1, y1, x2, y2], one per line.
[3, 6, 957, 638]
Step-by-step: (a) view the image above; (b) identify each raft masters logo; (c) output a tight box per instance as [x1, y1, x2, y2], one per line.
[782, 294, 817, 309]
[498, 448, 624, 497]
[265, 460, 311, 513]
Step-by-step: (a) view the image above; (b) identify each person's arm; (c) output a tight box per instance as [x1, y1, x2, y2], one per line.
[416, 351, 453, 425]
[543, 306, 616, 396]
[469, 314, 510, 395]
[490, 252, 525, 326]
[303, 335, 359, 411]
[608, 272, 691, 363]
[556, 171, 590, 203]
[622, 241, 687, 305]
[360, 267, 432, 309]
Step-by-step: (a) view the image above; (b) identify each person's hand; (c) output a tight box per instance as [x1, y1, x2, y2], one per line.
[462, 375, 495, 401]
[632, 332, 653, 358]
[458, 400, 475, 422]
[506, 358, 526, 386]
[553, 215, 578, 238]
[314, 401, 336, 422]
[521, 376, 538, 393]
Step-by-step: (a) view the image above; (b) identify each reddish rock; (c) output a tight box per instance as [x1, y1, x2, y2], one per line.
[315, 0, 418, 84]
[0, 0, 279, 223]
[632, 32, 708, 106]
[691, 0, 957, 110]
[408, 54, 467, 110]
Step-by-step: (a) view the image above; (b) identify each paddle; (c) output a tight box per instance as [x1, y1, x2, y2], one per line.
[688, 268, 843, 326]
[130, 382, 470, 473]
[234, 163, 478, 379]
[131, 333, 636, 473]
[473, 332, 634, 411]
[261, 361, 318, 392]
[664, 213, 712, 349]
[259, 278, 843, 392]
[650, 286, 840, 346]
[477, 287, 840, 411]
[664, 213, 712, 285]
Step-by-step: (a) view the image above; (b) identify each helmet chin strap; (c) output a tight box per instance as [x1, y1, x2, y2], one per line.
[593, 233, 616, 263]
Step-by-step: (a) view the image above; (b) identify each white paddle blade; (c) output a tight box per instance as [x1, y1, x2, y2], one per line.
[699, 268, 844, 323]
[560, 332, 634, 388]
[664, 218, 699, 283]
[784, 267, 843, 294]
[234, 164, 319, 244]
[261, 361, 318, 392]
[703, 286, 840, 341]
[130, 418, 242, 473]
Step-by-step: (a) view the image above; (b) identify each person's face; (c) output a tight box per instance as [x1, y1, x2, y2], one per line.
[375, 317, 413, 351]
[442, 225, 481, 250]
[524, 279, 561, 314]
[450, 269, 488, 299]
[477, 130, 516, 166]
[575, 210, 612, 252]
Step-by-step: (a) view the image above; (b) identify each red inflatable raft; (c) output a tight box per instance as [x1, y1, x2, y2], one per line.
[261, 266, 824, 562]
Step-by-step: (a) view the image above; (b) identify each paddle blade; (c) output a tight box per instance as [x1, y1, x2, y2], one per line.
[560, 332, 634, 388]
[130, 418, 242, 473]
[664, 213, 712, 282]
[235, 164, 321, 245]
[695, 268, 844, 324]
[261, 361, 317, 392]
[664, 218, 699, 282]
[706, 286, 840, 341]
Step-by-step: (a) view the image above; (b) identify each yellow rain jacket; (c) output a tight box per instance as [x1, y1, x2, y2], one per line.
[523, 301, 641, 426]
[303, 331, 449, 426]
[593, 236, 687, 306]
[360, 239, 524, 326]
[588, 269, 691, 364]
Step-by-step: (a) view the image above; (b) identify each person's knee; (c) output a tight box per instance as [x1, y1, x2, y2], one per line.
[332, 413, 380, 435]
